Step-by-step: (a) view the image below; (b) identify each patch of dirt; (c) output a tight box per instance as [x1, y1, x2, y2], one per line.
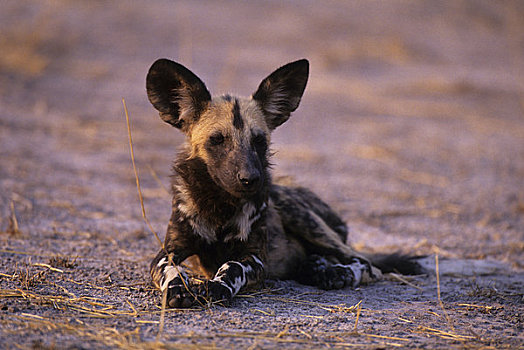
[1, 1, 523, 348]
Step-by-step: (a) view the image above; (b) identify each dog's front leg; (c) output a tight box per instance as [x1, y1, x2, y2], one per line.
[205, 254, 265, 304]
[151, 248, 197, 308]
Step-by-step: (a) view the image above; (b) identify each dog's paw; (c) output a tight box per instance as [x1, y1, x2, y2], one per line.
[297, 255, 354, 290]
[202, 280, 233, 305]
[317, 264, 354, 290]
[165, 277, 197, 308]
[345, 257, 382, 287]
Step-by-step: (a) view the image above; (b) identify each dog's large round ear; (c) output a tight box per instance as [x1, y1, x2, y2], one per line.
[146, 59, 211, 131]
[252, 59, 309, 130]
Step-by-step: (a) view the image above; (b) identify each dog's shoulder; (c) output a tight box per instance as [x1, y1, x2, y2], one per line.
[269, 182, 348, 240]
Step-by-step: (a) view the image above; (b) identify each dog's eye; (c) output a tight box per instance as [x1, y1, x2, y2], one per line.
[252, 134, 266, 146]
[252, 133, 267, 152]
[209, 133, 225, 146]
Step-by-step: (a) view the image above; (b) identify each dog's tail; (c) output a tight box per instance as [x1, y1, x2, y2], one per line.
[369, 254, 427, 275]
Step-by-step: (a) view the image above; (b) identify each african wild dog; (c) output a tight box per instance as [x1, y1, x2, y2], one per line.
[146, 58, 423, 308]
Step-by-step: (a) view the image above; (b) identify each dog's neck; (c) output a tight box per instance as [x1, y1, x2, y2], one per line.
[172, 153, 268, 242]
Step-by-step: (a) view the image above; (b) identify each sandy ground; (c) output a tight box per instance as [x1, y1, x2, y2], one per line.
[1, 1, 523, 348]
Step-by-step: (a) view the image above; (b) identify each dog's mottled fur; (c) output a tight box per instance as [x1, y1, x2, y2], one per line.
[146, 59, 422, 308]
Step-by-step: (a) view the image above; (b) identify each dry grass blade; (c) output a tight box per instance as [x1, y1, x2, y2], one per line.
[457, 303, 494, 310]
[353, 300, 362, 332]
[361, 333, 409, 342]
[416, 326, 476, 341]
[262, 295, 361, 313]
[210, 331, 406, 348]
[276, 325, 289, 338]
[389, 273, 423, 291]
[126, 299, 138, 317]
[123, 98, 171, 339]
[298, 328, 313, 339]
[1, 288, 142, 319]
[435, 253, 455, 331]
[157, 287, 168, 341]
[122, 98, 163, 250]
[4, 315, 177, 350]
[32, 263, 64, 273]
[147, 163, 170, 196]
[123, 99, 203, 337]
[0, 272, 16, 278]
[7, 200, 20, 235]
[251, 308, 274, 316]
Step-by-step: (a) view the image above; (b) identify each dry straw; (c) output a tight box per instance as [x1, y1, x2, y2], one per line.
[122, 98, 163, 250]
[122, 99, 209, 340]
[435, 251, 455, 332]
[123, 98, 171, 339]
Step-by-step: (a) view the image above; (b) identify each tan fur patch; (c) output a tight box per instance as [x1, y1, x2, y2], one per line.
[188, 97, 270, 161]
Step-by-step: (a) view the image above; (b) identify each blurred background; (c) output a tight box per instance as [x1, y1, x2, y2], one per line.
[1, 0, 523, 265]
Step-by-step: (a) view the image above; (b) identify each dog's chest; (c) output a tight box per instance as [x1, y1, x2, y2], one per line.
[178, 194, 266, 243]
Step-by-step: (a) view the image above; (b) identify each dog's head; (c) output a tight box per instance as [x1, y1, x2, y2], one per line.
[146, 59, 309, 198]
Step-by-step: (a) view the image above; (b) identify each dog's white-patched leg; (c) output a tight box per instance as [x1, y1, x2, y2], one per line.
[206, 254, 264, 303]
[151, 252, 195, 308]
[155, 257, 189, 291]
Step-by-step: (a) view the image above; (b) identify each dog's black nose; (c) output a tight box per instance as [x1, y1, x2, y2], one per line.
[238, 173, 260, 189]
